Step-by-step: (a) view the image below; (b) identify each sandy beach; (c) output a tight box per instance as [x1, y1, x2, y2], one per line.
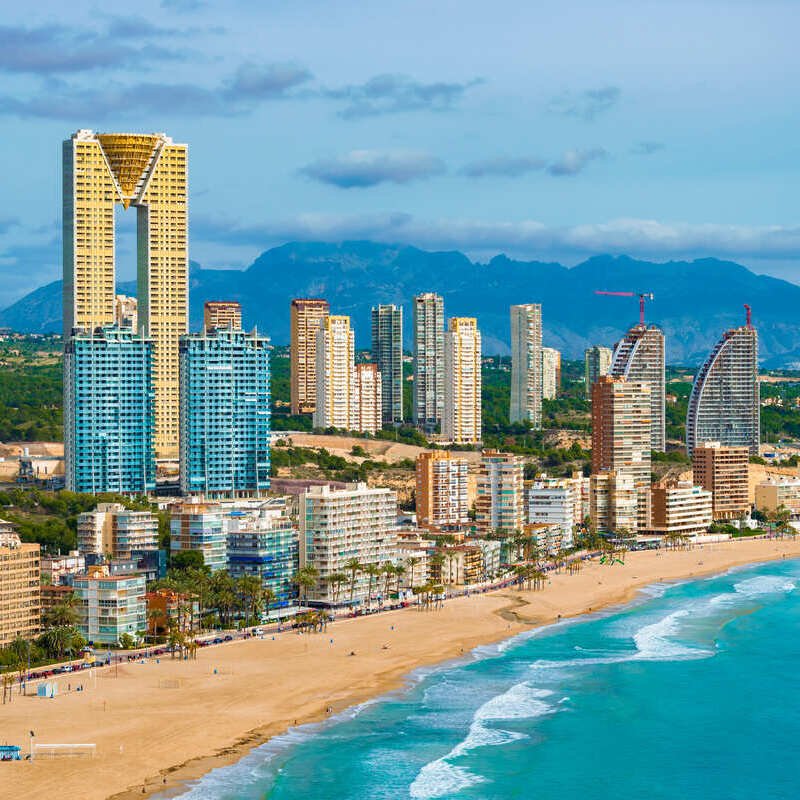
[3, 537, 800, 800]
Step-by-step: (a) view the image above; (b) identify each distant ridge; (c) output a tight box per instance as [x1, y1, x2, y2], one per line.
[4, 242, 799, 366]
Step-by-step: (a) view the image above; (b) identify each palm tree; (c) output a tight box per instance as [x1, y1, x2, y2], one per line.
[382, 562, 396, 599]
[236, 575, 264, 625]
[43, 601, 79, 629]
[327, 572, 347, 605]
[262, 587, 276, 620]
[344, 557, 362, 604]
[394, 565, 406, 596]
[405, 557, 420, 588]
[429, 552, 445, 583]
[148, 607, 167, 640]
[364, 564, 382, 605]
[292, 567, 318, 607]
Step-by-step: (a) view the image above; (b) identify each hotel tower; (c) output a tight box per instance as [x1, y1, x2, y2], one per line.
[63, 130, 188, 460]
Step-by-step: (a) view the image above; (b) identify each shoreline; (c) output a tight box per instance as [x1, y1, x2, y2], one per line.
[4, 538, 800, 800]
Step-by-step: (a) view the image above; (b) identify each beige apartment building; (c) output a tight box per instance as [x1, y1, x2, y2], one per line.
[204, 301, 242, 331]
[591, 376, 652, 531]
[415, 451, 470, 529]
[314, 315, 355, 430]
[63, 130, 188, 459]
[589, 471, 639, 534]
[0, 528, 40, 646]
[443, 317, 482, 444]
[475, 450, 525, 536]
[692, 442, 750, 520]
[290, 298, 330, 414]
[755, 478, 800, 516]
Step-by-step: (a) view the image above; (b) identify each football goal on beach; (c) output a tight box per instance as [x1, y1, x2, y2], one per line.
[32, 743, 96, 759]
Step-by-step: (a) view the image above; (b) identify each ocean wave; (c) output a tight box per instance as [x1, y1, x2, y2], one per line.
[409, 683, 557, 799]
[632, 609, 709, 660]
[733, 575, 796, 597]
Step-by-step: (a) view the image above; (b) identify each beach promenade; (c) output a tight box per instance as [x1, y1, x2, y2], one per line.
[3, 537, 800, 800]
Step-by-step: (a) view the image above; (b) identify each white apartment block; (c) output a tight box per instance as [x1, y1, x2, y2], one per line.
[541, 347, 561, 400]
[353, 363, 382, 435]
[527, 481, 576, 549]
[314, 315, 356, 431]
[443, 317, 482, 444]
[77, 503, 159, 559]
[509, 304, 542, 428]
[649, 480, 713, 536]
[299, 483, 398, 605]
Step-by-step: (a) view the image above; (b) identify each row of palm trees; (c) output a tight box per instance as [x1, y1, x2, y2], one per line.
[295, 559, 414, 608]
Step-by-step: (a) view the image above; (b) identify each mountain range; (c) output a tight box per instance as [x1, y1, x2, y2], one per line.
[2, 241, 799, 366]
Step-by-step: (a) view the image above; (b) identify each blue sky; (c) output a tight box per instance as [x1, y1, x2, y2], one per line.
[0, 0, 798, 307]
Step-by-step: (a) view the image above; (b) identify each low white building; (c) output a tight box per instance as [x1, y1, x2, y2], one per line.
[527, 480, 576, 548]
[649, 480, 713, 537]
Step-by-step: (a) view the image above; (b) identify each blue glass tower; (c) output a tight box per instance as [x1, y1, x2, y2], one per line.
[226, 500, 299, 615]
[64, 326, 155, 495]
[179, 327, 271, 498]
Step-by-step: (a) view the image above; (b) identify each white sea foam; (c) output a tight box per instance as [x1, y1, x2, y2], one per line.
[733, 575, 796, 597]
[409, 683, 556, 799]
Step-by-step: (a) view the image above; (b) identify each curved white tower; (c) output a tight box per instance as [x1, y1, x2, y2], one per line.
[686, 312, 759, 456]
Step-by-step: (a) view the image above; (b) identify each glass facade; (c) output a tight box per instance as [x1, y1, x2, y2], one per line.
[179, 328, 271, 498]
[64, 325, 155, 495]
[226, 502, 299, 614]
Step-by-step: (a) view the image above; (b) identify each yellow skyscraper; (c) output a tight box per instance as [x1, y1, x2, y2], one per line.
[63, 130, 188, 459]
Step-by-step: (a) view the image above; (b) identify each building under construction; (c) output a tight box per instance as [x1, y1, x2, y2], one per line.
[686, 312, 759, 456]
[610, 325, 665, 451]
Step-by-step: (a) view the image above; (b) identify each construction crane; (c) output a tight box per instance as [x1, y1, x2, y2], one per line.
[744, 304, 752, 328]
[595, 290, 654, 326]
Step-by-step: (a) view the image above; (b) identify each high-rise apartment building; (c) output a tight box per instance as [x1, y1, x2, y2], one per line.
[290, 298, 330, 414]
[114, 295, 138, 330]
[299, 483, 397, 606]
[226, 499, 300, 615]
[72, 566, 146, 645]
[649, 480, 712, 537]
[589, 471, 639, 534]
[64, 326, 155, 495]
[509, 304, 542, 427]
[77, 503, 159, 559]
[170, 503, 227, 572]
[443, 317, 482, 444]
[179, 327, 270, 498]
[415, 451, 470, 529]
[0, 529, 40, 646]
[204, 301, 242, 331]
[371, 304, 403, 425]
[314, 315, 355, 431]
[591, 376, 652, 530]
[610, 325, 665, 451]
[686, 317, 759, 456]
[585, 345, 612, 399]
[692, 442, 750, 520]
[475, 451, 525, 536]
[353, 363, 382, 435]
[413, 293, 445, 433]
[541, 347, 561, 400]
[63, 130, 188, 460]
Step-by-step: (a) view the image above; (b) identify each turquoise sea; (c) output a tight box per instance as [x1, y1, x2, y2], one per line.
[167, 559, 800, 800]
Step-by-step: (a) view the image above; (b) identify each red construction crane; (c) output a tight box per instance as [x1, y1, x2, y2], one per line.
[595, 290, 654, 326]
[744, 304, 752, 328]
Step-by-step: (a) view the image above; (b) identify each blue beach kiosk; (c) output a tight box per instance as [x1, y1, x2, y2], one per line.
[0, 745, 21, 761]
